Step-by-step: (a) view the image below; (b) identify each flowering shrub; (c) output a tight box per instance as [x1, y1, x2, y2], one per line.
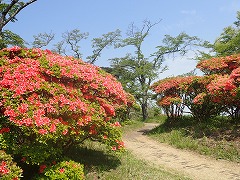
[0, 150, 23, 180]
[151, 76, 197, 119]
[151, 76, 196, 94]
[0, 47, 129, 166]
[206, 74, 240, 118]
[34, 160, 84, 180]
[153, 54, 240, 121]
[152, 75, 222, 121]
[197, 54, 240, 119]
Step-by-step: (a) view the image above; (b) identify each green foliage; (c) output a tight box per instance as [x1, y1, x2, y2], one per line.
[0, 150, 23, 179]
[87, 29, 121, 64]
[113, 93, 140, 122]
[0, 30, 25, 49]
[32, 32, 55, 48]
[214, 25, 240, 56]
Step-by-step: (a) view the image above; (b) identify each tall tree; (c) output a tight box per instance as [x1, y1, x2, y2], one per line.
[0, 0, 37, 48]
[110, 20, 200, 120]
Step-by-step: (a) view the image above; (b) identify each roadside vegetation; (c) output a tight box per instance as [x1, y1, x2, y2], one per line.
[146, 115, 240, 163]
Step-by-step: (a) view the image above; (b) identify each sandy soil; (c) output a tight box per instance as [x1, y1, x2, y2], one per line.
[123, 123, 240, 180]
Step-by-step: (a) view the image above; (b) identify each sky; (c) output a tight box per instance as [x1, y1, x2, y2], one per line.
[5, 0, 240, 79]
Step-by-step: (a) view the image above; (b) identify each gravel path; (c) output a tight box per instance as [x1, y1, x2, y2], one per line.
[123, 123, 240, 180]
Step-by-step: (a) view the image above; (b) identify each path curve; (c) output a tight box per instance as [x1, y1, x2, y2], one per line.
[123, 123, 240, 180]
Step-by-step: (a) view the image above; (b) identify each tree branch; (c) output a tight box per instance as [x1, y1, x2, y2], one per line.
[0, 0, 37, 31]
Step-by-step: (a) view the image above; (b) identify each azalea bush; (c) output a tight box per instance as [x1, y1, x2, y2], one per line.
[152, 54, 240, 121]
[0, 47, 129, 168]
[197, 54, 240, 119]
[151, 76, 196, 119]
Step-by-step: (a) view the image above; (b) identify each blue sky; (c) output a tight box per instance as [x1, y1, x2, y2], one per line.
[5, 0, 240, 78]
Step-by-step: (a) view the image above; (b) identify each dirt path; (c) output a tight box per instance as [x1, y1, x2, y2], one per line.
[123, 123, 240, 180]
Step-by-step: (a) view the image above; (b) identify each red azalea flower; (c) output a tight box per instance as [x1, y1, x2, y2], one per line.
[38, 129, 48, 135]
[59, 168, 65, 174]
[39, 164, 47, 174]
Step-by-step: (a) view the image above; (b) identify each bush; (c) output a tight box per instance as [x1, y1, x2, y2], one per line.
[0, 47, 129, 167]
[34, 160, 84, 180]
[0, 150, 23, 180]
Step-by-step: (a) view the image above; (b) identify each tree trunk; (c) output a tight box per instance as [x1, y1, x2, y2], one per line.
[141, 102, 148, 121]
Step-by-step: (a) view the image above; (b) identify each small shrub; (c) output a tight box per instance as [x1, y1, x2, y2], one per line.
[0, 150, 23, 180]
[34, 160, 84, 180]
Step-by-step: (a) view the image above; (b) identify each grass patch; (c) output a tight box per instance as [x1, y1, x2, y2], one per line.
[66, 141, 189, 180]
[147, 115, 240, 163]
[121, 119, 145, 133]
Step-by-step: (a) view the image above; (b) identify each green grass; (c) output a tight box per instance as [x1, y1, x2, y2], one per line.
[147, 115, 240, 163]
[121, 119, 145, 133]
[66, 141, 190, 180]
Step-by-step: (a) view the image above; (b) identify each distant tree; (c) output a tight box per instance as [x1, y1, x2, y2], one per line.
[213, 11, 240, 56]
[60, 29, 89, 59]
[0, 0, 37, 48]
[32, 29, 121, 63]
[110, 20, 200, 120]
[32, 31, 55, 48]
[32, 29, 89, 58]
